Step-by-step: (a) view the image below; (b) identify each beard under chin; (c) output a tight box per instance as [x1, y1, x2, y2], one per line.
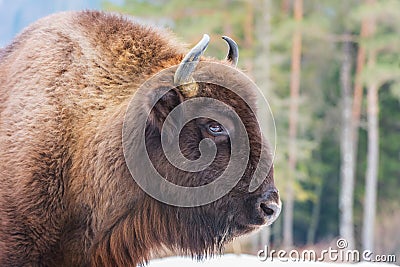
[186, 221, 258, 258]
[170, 203, 266, 258]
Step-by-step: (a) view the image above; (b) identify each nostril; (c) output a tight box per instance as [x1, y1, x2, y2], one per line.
[257, 187, 281, 223]
[260, 202, 274, 216]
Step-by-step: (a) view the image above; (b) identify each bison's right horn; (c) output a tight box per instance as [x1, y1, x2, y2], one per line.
[222, 36, 239, 66]
[174, 34, 210, 97]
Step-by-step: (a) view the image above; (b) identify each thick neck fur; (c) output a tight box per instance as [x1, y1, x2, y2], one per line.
[67, 106, 228, 266]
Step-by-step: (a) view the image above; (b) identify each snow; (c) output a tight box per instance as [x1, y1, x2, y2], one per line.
[147, 254, 398, 267]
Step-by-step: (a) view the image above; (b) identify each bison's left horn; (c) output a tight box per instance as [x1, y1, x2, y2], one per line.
[222, 36, 239, 66]
[174, 34, 210, 97]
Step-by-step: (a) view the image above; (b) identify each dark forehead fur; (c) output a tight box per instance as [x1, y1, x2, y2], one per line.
[195, 63, 258, 109]
[0, 10, 267, 267]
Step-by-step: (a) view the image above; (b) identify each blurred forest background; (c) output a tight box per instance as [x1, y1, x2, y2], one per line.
[1, 0, 399, 263]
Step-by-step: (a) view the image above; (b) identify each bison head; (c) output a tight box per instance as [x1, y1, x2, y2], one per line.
[122, 34, 281, 259]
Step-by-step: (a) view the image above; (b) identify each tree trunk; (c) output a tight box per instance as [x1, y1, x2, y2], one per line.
[283, 0, 302, 250]
[363, 55, 379, 253]
[362, 0, 378, 253]
[339, 39, 356, 250]
[352, 16, 368, 145]
[340, 14, 369, 252]
[281, 0, 290, 15]
[363, 80, 379, 252]
[348, 18, 369, 247]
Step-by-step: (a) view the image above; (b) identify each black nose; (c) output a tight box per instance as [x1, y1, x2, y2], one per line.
[258, 188, 281, 225]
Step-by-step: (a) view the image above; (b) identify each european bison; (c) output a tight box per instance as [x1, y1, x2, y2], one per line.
[0, 11, 281, 266]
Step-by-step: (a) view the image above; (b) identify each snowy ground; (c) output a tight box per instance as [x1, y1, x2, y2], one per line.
[148, 254, 398, 267]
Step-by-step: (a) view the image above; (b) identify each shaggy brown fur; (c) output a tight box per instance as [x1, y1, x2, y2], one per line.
[0, 11, 279, 266]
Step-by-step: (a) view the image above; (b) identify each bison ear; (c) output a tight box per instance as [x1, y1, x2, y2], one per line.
[146, 87, 184, 135]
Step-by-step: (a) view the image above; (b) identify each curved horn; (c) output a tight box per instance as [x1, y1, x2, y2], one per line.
[174, 34, 210, 90]
[222, 36, 239, 66]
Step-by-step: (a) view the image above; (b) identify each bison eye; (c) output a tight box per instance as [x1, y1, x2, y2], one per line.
[207, 122, 227, 136]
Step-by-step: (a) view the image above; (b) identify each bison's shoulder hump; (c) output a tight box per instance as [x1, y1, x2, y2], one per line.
[74, 10, 183, 51]
[2, 10, 184, 69]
